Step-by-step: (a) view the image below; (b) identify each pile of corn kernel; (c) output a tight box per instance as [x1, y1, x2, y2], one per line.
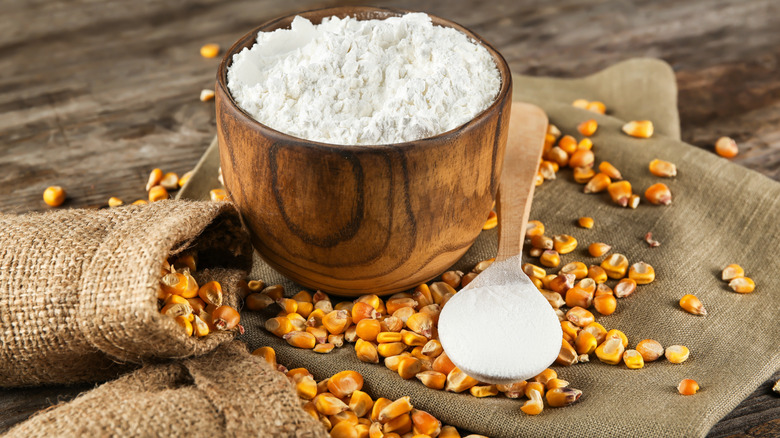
[157, 253, 242, 337]
[252, 346, 488, 438]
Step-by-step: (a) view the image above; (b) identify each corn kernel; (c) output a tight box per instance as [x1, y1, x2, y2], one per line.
[482, 210, 498, 230]
[607, 181, 632, 207]
[348, 390, 374, 418]
[383, 414, 412, 434]
[587, 265, 608, 283]
[636, 339, 664, 362]
[522, 263, 547, 280]
[131, 199, 148, 205]
[378, 397, 413, 423]
[573, 166, 596, 183]
[565, 286, 593, 308]
[678, 379, 700, 395]
[575, 331, 597, 355]
[628, 194, 641, 208]
[397, 356, 422, 379]
[593, 293, 616, 315]
[496, 381, 527, 398]
[598, 161, 623, 180]
[530, 235, 554, 250]
[587, 101, 606, 114]
[715, 136, 738, 158]
[595, 337, 624, 365]
[729, 277, 755, 293]
[614, 278, 637, 298]
[283, 331, 316, 349]
[546, 387, 582, 407]
[649, 159, 677, 177]
[645, 183, 672, 205]
[415, 370, 446, 390]
[192, 314, 210, 337]
[356, 319, 382, 342]
[588, 242, 612, 258]
[577, 119, 598, 137]
[525, 220, 545, 238]
[199, 89, 215, 102]
[149, 185, 169, 202]
[628, 261, 655, 284]
[469, 385, 498, 398]
[252, 346, 277, 367]
[721, 264, 745, 281]
[401, 330, 428, 347]
[583, 172, 611, 194]
[549, 273, 575, 294]
[198, 281, 223, 306]
[328, 370, 364, 398]
[314, 393, 349, 416]
[548, 146, 569, 167]
[406, 312, 433, 338]
[323, 310, 351, 335]
[556, 339, 578, 366]
[356, 339, 379, 363]
[623, 349, 644, 369]
[572, 99, 590, 109]
[553, 235, 578, 254]
[200, 43, 220, 58]
[665, 345, 690, 363]
[174, 315, 193, 336]
[296, 375, 318, 399]
[569, 149, 595, 168]
[521, 389, 544, 415]
[209, 188, 227, 202]
[560, 261, 588, 280]
[546, 378, 569, 390]
[558, 135, 578, 155]
[107, 196, 123, 207]
[578, 217, 594, 229]
[540, 250, 561, 268]
[601, 253, 629, 279]
[445, 367, 479, 393]
[265, 316, 294, 337]
[578, 138, 593, 150]
[679, 294, 707, 316]
[622, 120, 654, 138]
[411, 409, 441, 436]
[432, 352, 456, 375]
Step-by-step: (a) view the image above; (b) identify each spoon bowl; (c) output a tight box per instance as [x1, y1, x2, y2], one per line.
[438, 102, 563, 384]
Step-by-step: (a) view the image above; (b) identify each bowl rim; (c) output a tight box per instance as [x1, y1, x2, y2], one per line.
[216, 5, 513, 151]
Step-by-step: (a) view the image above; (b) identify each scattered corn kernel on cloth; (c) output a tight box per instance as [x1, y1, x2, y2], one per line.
[179, 58, 780, 437]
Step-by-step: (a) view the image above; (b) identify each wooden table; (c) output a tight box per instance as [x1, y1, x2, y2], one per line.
[1, 0, 778, 435]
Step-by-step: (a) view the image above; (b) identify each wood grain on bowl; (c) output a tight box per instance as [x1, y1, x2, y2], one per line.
[216, 6, 513, 296]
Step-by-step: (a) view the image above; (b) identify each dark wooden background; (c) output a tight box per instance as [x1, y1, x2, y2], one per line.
[1, 0, 778, 435]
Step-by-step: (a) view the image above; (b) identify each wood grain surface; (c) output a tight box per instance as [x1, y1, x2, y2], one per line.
[0, 0, 778, 435]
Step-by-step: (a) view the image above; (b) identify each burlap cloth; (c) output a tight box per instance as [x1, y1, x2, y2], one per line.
[4, 341, 327, 438]
[179, 59, 780, 437]
[0, 200, 253, 387]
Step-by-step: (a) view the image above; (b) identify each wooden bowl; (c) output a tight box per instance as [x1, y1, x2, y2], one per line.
[216, 6, 512, 296]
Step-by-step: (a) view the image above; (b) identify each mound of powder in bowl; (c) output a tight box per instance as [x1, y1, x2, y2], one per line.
[227, 13, 501, 145]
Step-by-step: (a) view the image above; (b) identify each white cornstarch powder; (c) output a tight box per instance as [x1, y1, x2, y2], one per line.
[227, 13, 501, 145]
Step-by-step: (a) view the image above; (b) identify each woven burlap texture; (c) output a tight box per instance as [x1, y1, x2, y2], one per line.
[178, 59, 780, 437]
[0, 200, 253, 387]
[4, 341, 328, 438]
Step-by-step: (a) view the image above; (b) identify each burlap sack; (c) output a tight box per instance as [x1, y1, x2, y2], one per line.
[4, 341, 327, 438]
[0, 200, 253, 387]
[179, 59, 780, 437]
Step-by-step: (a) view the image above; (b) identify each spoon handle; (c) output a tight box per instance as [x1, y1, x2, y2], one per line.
[495, 102, 549, 262]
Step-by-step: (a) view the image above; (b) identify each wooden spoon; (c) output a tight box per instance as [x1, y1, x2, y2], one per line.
[438, 102, 563, 384]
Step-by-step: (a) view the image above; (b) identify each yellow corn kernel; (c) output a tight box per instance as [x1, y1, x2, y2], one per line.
[538, 160, 557, 181]
[419, 340, 442, 358]
[575, 331, 597, 355]
[432, 352, 456, 376]
[405, 312, 433, 338]
[636, 339, 664, 362]
[601, 253, 629, 279]
[177, 170, 193, 188]
[470, 385, 498, 398]
[566, 306, 595, 327]
[607, 181, 632, 207]
[729, 277, 755, 293]
[578, 217, 594, 229]
[496, 381, 527, 399]
[323, 310, 352, 335]
[598, 161, 622, 180]
[721, 264, 745, 281]
[530, 235, 554, 250]
[583, 322, 608, 344]
[380, 317, 403, 333]
[521, 389, 544, 415]
[347, 390, 373, 418]
[573, 166, 596, 184]
[678, 379, 700, 395]
[371, 398, 393, 423]
[545, 378, 569, 391]
[329, 334, 344, 348]
[313, 343, 335, 354]
[525, 220, 545, 238]
[593, 293, 617, 315]
[401, 330, 428, 347]
[383, 413, 412, 434]
[595, 282, 613, 297]
[645, 183, 672, 205]
[148, 185, 169, 202]
[283, 331, 316, 349]
[560, 262, 588, 280]
[569, 149, 595, 168]
[411, 409, 441, 436]
[577, 119, 598, 137]
[679, 294, 707, 316]
[622, 120, 654, 138]
[561, 321, 581, 340]
[539, 250, 561, 268]
[174, 315, 194, 336]
[549, 273, 575, 295]
[565, 286, 593, 308]
[368, 422, 384, 438]
[587, 101, 606, 114]
[356, 339, 379, 363]
[715, 136, 738, 158]
[331, 421, 358, 438]
[314, 393, 349, 416]
[546, 387, 582, 407]
[131, 199, 148, 205]
[355, 319, 382, 342]
[302, 401, 319, 421]
[622, 349, 644, 369]
[378, 396, 413, 423]
[354, 423, 369, 438]
[106, 196, 123, 208]
[377, 332, 403, 344]
[556, 339, 578, 366]
[198, 89, 215, 102]
[415, 370, 446, 390]
[197, 281, 223, 306]
[160, 300, 192, 319]
[263, 285, 285, 301]
[445, 367, 479, 393]
[595, 337, 625, 365]
[605, 330, 628, 349]
[578, 138, 593, 150]
[531, 368, 557, 386]
[628, 261, 655, 284]
[156, 173, 177, 191]
[558, 135, 578, 155]
[587, 265, 608, 284]
[200, 43, 220, 58]
[588, 242, 612, 258]
[665, 345, 690, 364]
[377, 342, 406, 358]
[251, 346, 276, 367]
[287, 313, 307, 331]
[534, 171, 544, 186]
[553, 234, 578, 254]
[295, 375, 318, 399]
[628, 194, 641, 208]
[395, 356, 421, 380]
[613, 278, 636, 298]
[209, 188, 227, 202]
[328, 370, 364, 398]
[482, 210, 498, 230]
[145, 168, 163, 192]
[548, 146, 569, 167]
[297, 301, 313, 318]
[572, 99, 590, 109]
[265, 316, 294, 337]
[584, 173, 612, 194]
[648, 159, 677, 177]
[192, 314, 210, 337]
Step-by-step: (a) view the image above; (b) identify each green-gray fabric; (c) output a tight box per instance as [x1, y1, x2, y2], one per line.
[178, 59, 780, 438]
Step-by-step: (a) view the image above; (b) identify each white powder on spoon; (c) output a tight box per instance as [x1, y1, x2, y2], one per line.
[227, 13, 500, 145]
